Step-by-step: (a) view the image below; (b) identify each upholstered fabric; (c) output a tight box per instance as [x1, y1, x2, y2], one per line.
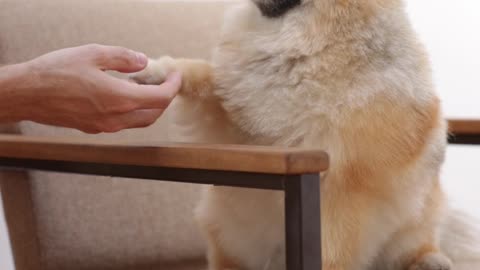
[0, 0, 238, 269]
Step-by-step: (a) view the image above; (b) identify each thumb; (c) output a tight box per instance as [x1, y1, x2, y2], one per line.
[92, 45, 148, 73]
[127, 71, 182, 110]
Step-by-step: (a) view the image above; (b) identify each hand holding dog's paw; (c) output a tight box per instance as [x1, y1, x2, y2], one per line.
[129, 56, 177, 85]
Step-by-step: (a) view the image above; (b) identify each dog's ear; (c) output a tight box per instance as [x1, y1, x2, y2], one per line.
[254, 0, 302, 18]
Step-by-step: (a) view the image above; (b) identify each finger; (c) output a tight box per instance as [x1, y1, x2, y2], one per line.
[118, 71, 182, 110]
[88, 44, 148, 73]
[100, 109, 164, 133]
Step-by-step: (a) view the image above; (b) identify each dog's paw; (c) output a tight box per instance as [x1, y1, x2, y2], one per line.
[129, 56, 176, 85]
[408, 252, 452, 270]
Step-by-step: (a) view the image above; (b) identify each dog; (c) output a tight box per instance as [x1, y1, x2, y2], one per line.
[130, 0, 480, 269]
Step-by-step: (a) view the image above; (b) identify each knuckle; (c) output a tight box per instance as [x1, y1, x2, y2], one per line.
[116, 46, 133, 57]
[82, 123, 102, 134]
[93, 121, 106, 133]
[96, 52, 109, 65]
[86, 44, 110, 65]
[113, 46, 136, 65]
[92, 120, 112, 133]
[101, 122, 123, 133]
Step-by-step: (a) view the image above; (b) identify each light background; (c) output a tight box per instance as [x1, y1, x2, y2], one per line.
[1, 0, 479, 269]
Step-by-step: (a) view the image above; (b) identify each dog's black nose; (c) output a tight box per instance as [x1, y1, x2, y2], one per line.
[254, 0, 302, 18]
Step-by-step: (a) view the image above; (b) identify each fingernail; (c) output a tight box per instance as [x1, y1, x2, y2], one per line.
[135, 52, 148, 66]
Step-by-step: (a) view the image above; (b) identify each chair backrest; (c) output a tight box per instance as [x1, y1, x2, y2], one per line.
[0, 1, 236, 269]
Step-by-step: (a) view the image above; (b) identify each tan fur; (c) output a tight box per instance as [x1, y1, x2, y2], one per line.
[175, 59, 216, 98]
[129, 0, 477, 269]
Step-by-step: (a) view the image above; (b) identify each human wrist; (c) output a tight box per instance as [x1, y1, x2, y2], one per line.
[0, 62, 39, 122]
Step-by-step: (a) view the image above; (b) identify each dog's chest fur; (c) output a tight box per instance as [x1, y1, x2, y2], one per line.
[211, 4, 328, 146]
[210, 2, 412, 147]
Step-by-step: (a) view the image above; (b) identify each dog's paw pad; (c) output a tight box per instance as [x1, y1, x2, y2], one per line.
[128, 56, 176, 85]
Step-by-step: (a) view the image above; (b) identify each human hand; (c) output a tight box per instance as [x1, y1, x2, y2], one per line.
[18, 44, 181, 133]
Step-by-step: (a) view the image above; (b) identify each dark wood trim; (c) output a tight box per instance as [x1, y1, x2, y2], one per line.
[448, 134, 480, 145]
[285, 174, 322, 270]
[0, 157, 287, 190]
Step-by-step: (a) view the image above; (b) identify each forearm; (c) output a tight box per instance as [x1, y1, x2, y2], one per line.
[0, 62, 37, 123]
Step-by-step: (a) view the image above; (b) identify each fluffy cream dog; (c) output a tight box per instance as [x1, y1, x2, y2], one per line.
[131, 0, 480, 269]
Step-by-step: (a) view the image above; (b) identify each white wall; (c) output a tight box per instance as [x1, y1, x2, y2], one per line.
[406, 0, 480, 119]
[405, 0, 480, 219]
[1, 0, 480, 269]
